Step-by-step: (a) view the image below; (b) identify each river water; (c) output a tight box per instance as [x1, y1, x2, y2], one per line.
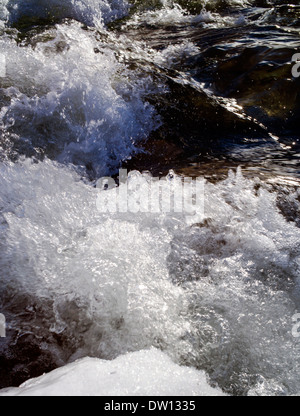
[0, 0, 300, 395]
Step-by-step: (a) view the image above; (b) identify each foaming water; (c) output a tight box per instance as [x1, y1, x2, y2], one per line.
[0, 21, 161, 176]
[0, 159, 190, 367]
[0, 0, 300, 397]
[123, 2, 246, 29]
[1, 0, 130, 27]
[1, 159, 300, 395]
[0, 0, 298, 30]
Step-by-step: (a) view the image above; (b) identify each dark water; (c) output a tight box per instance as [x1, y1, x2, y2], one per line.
[0, 0, 300, 395]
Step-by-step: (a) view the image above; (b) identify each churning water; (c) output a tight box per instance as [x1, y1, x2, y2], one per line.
[0, 0, 300, 395]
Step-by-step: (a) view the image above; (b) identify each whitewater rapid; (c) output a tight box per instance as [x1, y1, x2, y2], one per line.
[1, 158, 300, 395]
[0, 0, 300, 396]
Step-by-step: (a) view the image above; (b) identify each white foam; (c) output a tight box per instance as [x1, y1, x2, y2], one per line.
[0, 0, 9, 26]
[0, 22, 160, 176]
[0, 159, 190, 362]
[123, 2, 248, 29]
[0, 348, 226, 396]
[0, 160, 300, 394]
[1, 0, 130, 27]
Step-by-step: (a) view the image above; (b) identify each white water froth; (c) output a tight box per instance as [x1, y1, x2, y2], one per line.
[0, 348, 226, 396]
[0, 22, 160, 176]
[0, 0, 130, 26]
[1, 159, 300, 394]
[123, 1, 247, 29]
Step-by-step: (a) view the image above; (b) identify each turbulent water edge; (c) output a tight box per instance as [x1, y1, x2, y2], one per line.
[0, 0, 299, 396]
